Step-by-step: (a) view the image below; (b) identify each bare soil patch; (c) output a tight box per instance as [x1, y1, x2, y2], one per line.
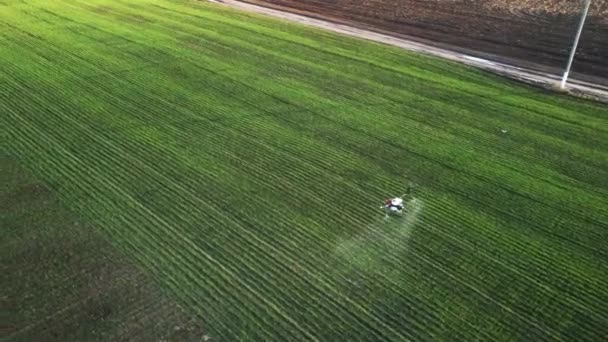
[244, 0, 608, 83]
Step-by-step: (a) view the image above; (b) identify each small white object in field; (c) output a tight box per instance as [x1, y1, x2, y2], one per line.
[391, 198, 403, 206]
[501, 129, 508, 134]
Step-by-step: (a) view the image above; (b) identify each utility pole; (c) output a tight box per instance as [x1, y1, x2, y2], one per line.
[560, 0, 591, 89]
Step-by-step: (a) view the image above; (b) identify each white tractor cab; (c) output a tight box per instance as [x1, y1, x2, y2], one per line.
[382, 197, 404, 215]
[381, 184, 415, 216]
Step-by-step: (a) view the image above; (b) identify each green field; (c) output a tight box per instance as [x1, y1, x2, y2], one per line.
[2, 0, 608, 340]
[2, 158, 205, 341]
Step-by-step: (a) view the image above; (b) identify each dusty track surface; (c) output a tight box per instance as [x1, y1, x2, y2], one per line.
[218, 0, 608, 102]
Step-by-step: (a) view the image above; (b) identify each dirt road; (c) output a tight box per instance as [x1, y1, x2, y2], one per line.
[240, 0, 608, 80]
[216, 0, 608, 103]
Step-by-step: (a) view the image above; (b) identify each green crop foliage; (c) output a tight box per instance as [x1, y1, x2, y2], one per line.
[1, 157, 206, 341]
[2, 0, 608, 340]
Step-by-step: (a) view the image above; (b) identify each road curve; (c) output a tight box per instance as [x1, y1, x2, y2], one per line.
[215, 0, 608, 103]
